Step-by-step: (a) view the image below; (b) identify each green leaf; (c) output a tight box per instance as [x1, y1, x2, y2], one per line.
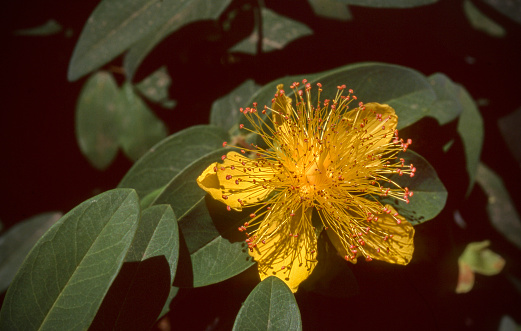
[157, 286, 180, 319]
[123, 0, 232, 80]
[210, 79, 261, 134]
[244, 63, 438, 131]
[464, 0, 506, 37]
[338, 0, 437, 8]
[476, 163, 521, 250]
[0, 189, 140, 331]
[135, 66, 177, 109]
[75, 71, 121, 170]
[14, 19, 62, 36]
[427, 73, 465, 125]
[230, 8, 313, 55]
[90, 204, 178, 330]
[498, 107, 521, 164]
[118, 82, 168, 161]
[381, 150, 448, 225]
[456, 85, 484, 195]
[480, 0, 521, 25]
[69, 0, 232, 80]
[118, 125, 229, 200]
[308, 0, 353, 21]
[232, 276, 302, 331]
[0, 212, 62, 293]
[149, 148, 254, 287]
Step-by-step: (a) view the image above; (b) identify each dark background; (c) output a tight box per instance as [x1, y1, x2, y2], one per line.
[2, 0, 521, 330]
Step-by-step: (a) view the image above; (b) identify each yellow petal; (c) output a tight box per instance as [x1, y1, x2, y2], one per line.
[272, 84, 293, 125]
[369, 205, 415, 265]
[325, 204, 414, 265]
[196, 151, 275, 211]
[249, 207, 317, 292]
[342, 102, 398, 151]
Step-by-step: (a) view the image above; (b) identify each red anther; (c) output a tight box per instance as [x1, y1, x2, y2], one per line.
[250, 213, 256, 218]
[359, 102, 363, 107]
[238, 227, 243, 231]
[348, 89, 353, 93]
[410, 172, 415, 177]
[302, 79, 308, 83]
[394, 212, 399, 217]
[290, 213, 295, 217]
[262, 109, 266, 114]
[266, 206, 271, 210]
[396, 219, 402, 224]
[409, 191, 414, 197]
[241, 149, 245, 154]
[227, 205, 231, 211]
[384, 235, 389, 241]
[382, 126, 386, 130]
[317, 83, 322, 87]
[244, 222, 249, 226]
[298, 90, 303, 96]
[213, 166, 218, 172]
[241, 161, 246, 166]
[376, 248, 381, 253]
[239, 124, 244, 129]
[365, 256, 373, 262]
[222, 195, 228, 200]
[344, 255, 350, 261]
[353, 96, 357, 100]
[239, 108, 244, 113]
[235, 179, 240, 185]
[253, 102, 257, 107]
[407, 138, 412, 145]
[230, 165, 235, 170]
[293, 234, 299, 237]
[262, 240, 266, 244]
[226, 175, 232, 180]
[220, 166, 225, 171]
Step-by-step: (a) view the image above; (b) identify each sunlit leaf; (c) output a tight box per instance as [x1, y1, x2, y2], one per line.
[456, 240, 505, 293]
[338, 0, 437, 8]
[210, 79, 261, 134]
[135, 66, 176, 109]
[230, 8, 313, 55]
[90, 204, 178, 330]
[14, 19, 62, 36]
[123, 0, 232, 80]
[476, 163, 521, 250]
[119, 125, 229, 200]
[0, 189, 140, 330]
[308, 0, 353, 21]
[75, 71, 121, 170]
[0, 212, 62, 293]
[381, 150, 448, 225]
[464, 0, 506, 37]
[233, 276, 302, 331]
[118, 82, 168, 161]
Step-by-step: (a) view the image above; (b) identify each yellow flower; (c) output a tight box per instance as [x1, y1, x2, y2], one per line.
[197, 80, 416, 292]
